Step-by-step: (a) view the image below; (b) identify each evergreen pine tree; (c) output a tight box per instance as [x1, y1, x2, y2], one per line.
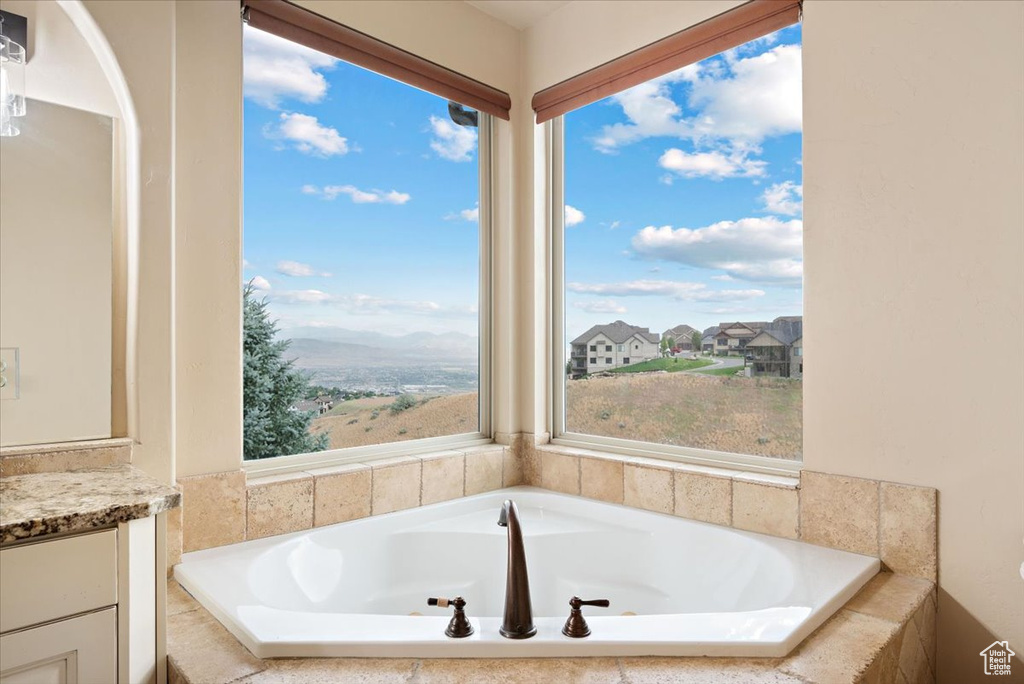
[243, 284, 330, 459]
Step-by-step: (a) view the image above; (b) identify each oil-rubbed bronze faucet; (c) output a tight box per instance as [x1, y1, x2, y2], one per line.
[496, 500, 536, 639]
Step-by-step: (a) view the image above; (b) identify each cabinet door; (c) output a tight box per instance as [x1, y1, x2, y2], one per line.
[0, 608, 116, 684]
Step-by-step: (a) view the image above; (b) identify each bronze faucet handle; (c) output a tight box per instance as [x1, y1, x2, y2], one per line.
[570, 597, 610, 609]
[562, 596, 610, 638]
[427, 596, 474, 638]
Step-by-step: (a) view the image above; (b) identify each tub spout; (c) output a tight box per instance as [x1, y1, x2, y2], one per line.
[496, 500, 536, 639]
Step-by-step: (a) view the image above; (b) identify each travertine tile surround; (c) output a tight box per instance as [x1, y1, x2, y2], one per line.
[166, 571, 936, 684]
[174, 445, 511, 563]
[533, 444, 938, 582]
[172, 439, 937, 585]
[0, 438, 132, 477]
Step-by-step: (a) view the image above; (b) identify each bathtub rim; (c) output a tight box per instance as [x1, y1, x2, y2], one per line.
[174, 486, 881, 659]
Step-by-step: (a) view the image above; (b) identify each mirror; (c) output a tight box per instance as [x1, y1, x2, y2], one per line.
[0, 98, 114, 446]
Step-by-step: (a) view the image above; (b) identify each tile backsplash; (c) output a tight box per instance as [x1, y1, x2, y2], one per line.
[170, 437, 937, 585]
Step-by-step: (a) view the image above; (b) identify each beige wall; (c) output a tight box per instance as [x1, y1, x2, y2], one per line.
[523, 1, 1024, 680]
[47, 1, 1024, 679]
[81, 0, 176, 482]
[802, 1, 1024, 680]
[172, 1, 243, 478]
[0, 100, 113, 446]
[0, 0, 119, 117]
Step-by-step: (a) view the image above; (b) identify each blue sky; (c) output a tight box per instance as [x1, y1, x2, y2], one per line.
[242, 26, 480, 336]
[242, 23, 802, 341]
[564, 24, 803, 339]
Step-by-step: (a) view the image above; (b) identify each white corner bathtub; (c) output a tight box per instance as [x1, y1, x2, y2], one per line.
[174, 486, 878, 658]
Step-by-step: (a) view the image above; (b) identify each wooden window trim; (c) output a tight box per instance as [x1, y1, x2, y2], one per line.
[244, 0, 511, 120]
[532, 0, 800, 123]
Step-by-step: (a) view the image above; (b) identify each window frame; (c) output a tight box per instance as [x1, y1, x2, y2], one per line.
[549, 117, 801, 477]
[244, 113, 495, 476]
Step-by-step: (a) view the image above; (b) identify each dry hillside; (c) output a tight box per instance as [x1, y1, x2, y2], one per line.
[310, 372, 801, 460]
[311, 393, 479, 450]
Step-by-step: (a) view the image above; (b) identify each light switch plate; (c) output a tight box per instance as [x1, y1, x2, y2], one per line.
[0, 348, 20, 400]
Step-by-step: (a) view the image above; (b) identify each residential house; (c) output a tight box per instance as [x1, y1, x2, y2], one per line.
[701, 326, 720, 353]
[662, 324, 699, 351]
[746, 318, 804, 378]
[313, 395, 334, 413]
[290, 400, 322, 415]
[713, 321, 768, 356]
[570, 320, 660, 376]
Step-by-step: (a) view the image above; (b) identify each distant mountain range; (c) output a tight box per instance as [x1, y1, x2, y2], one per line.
[278, 326, 479, 369]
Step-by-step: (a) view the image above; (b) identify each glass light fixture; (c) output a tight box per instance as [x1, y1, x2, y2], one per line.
[0, 22, 26, 137]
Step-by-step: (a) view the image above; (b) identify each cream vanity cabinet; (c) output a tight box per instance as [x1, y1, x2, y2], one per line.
[0, 515, 165, 684]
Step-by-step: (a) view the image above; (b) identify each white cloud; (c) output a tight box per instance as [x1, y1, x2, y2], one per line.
[243, 27, 338, 108]
[275, 260, 331, 277]
[567, 279, 764, 302]
[250, 275, 271, 290]
[630, 217, 803, 285]
[243, 259, 251, 269]
[710, 274, 734, 282]
[592, 65, 701, 152]
[760, 180, 803, 216]
[270, 289, 334, 304]
[596, 44, 801, 152]
[565, 205, 586, 226]
[429, 115, 477, 162]
[273, 113, 349, 157]
[444, 204, 479, 222]
[305, 184, 411, 205]
[572, 299, 628, 314]
[593, 42, 801, 179]
[659, 148, 766, 180]
[688, 44, 802, 143]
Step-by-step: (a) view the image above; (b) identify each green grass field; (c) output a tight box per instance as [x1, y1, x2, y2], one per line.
[607, 357, 714, 374]
[694, 365, 746, 376]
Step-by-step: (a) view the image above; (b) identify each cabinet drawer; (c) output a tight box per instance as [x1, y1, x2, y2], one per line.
[0, 529, 117, 633]
[0, 607, 117, 684]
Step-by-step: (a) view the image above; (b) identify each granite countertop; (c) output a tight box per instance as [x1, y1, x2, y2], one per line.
[0, 464, 181, 545]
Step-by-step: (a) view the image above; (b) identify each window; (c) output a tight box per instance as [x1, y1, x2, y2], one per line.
[617, 344, 624, 352]
[623, 357, 630, 364]
[590, 357, 597, 364]
[590, 345, 597, 352]
[553, 16, 803, 467]
[605, 345, 612, 352]
[241, 22, 491, 463]
[605, 358, 612, 364]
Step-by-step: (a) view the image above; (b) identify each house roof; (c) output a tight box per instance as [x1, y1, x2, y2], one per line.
[663, 324, 698, 340]
[747, 320, 803, 347]
[291, 400, 320, 412]
[716, 321, 769, 337]
[571, 320, 659, 345]
[702, 325, 720, 337]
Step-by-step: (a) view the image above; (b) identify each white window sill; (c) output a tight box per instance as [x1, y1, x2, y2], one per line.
[242, 434, 495, 477]
[539, 441, 800, 489]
